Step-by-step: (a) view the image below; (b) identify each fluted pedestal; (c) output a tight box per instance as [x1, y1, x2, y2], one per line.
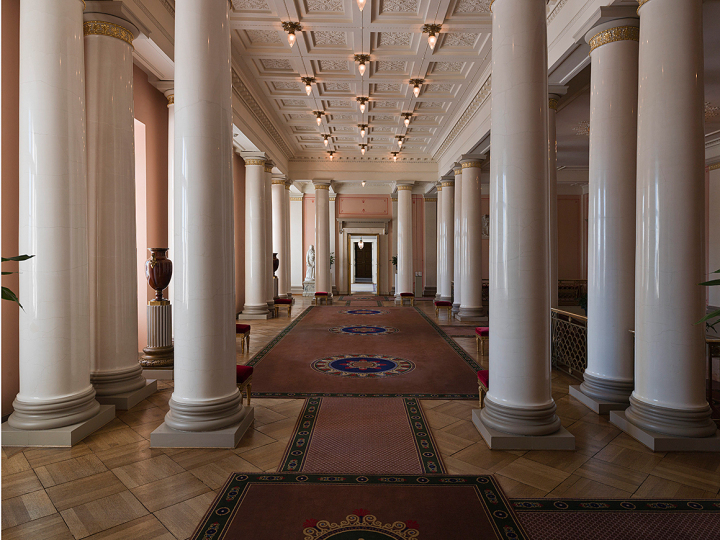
[395, 184, 414, 300]
[571, 19, 639, 415]
[439, 176, 454, 302]
[452, 164, 463, 314]
[151, 0, 252, 448]
[141, 303, 174, 366]
[3, 0, 114, 446]
[609, 0, 718, 450]
[477, 0, 573, 450]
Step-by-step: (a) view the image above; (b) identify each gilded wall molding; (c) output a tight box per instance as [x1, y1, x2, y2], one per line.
[589, 26, 639, 53]
[83, 21, 134, 47]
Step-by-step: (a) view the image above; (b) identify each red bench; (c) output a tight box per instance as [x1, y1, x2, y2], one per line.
[236, 323, 251, 353]
[475, 327, 489, 356]
[236, 365, 253, 406]
[434, 300, 452, 318]
[477, 369, 489, 408]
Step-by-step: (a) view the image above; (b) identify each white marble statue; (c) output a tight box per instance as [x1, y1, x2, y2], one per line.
[305, 244, 316, 281]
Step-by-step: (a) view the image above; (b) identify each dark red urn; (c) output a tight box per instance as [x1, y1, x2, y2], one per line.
[145, 248, 173, 302]
[273, 252, 280, 275]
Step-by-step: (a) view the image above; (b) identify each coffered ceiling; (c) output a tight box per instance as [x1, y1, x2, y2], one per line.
[228, 0, 493, 161]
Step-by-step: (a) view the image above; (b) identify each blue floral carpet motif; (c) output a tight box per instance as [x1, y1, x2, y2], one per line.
[328, 325, 399, 336]
[311, 354, 415, 378]
[336, 309, 390, 316]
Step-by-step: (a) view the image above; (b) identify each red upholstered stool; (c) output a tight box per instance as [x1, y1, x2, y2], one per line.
[475, 327, 489, 356]
[399, 292, 415, 306]
[236, 365, 254, 406]
[236, 323, 251, 353]
[314, 291, 330, 305]
[477, 370, 489, 408]
[434, 300, 452, 318]
[274, 297, 292, 316]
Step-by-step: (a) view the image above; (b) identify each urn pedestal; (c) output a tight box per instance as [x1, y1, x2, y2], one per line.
[141, 249, 174, 375]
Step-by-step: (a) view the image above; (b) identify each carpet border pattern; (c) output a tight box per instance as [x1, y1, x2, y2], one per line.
[190, 473, 529, 540]
[513, 499, 720, 512]
[278, 397, 446, 474]
[247, 306, 480, 399]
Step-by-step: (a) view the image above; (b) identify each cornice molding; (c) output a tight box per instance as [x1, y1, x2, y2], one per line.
[132, 0, 173, 45]
[232, 69, 294, 160]
[548, 0, 570, 23]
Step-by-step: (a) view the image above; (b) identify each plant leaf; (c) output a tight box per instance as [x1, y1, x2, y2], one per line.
[695, 309, 720, 325]
[699, 279, 720, 286]
[2, 271, 19, 275]
[1, 254, 34, 263]
[1, 286, 24, 310]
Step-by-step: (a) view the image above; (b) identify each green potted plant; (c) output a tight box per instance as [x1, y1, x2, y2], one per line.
[2, 254, 34, 309]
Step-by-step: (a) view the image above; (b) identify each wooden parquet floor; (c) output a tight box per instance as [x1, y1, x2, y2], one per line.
[2, 295, 719, 539]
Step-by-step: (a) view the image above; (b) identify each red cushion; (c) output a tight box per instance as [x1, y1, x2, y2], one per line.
[236, 323, 251, 334]
[400, 292, 414, 297]
[434, 301, 452, 306]
[274, 298, 292, 305]
[477, 369, 489, 388]
[236, 365, 254, 383]
[475, 327, 489, 337]
[315, 292, 328, 296]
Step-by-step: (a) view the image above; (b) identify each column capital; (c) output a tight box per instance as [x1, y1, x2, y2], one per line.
[586, 19, 639, 53]
[436, 182, 443, 192]
[83, 1, 149, 41]
[453, 163, 462, 176]
[548, 85, 568, 110]
[285, 179, 294, 190]
[460, 154, 486, 168]
[264, 161, 275, 173]
[164, 90, 174, 106]
[396, 182, 414, 192]
[240, 152, 267, 166]
[83, 19, 137, 47]
[441, 173, 455, 187]
[313, 181, 331, 190]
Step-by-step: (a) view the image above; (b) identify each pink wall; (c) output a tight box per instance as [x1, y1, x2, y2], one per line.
[2, 0, 20, 418]
[234, 154, 246, 313]
[558, 195, 583, 279]
[302, 196, 316, 280]
[337, 195, 390, 217]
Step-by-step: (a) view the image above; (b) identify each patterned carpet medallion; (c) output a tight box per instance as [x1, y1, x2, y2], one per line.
[328, 325, 400, 336]
[311, 355, 414, 379]
[337, 309, 390, 315]
[279, 398, 442, 474]
[190, 474, 526, 540]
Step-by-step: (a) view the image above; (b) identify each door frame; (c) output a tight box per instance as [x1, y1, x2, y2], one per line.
[347, 233, 380, 295]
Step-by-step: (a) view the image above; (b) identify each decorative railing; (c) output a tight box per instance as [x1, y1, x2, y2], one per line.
[558, 280, 587, 306]
[551, 308, 587, 380]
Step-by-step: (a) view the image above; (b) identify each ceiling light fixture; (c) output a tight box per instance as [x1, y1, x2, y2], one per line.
[422, 24, 442, 50]
[302, 76, 316, 95]
[409, 78, 424, 98]
[401, 113, 412, 127]
[357, 0, 367, 11]
[323, 134, 329, 147]
[360, 144, 367, 156]
[362, 180, 366, 187]
[282, 21, 302, 48]
[358, 239, 365, 249]
[358, 124, 368, 138]
[314, 111, 325, 126]
[354, 54, 370, 77]
[396, 135, 404, 148]
[391, 152, 398, 162]
[328, 151, 335, 160]
[356, 97, 368, 113]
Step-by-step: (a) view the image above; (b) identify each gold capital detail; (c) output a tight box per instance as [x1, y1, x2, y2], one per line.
[461, 161, 482, 169]
[272, 179, 286, 185]
[441, 181, 454, 187]
[549, 98, 559, 110]
[166, 95, 174, 106]
[710, 162, 720, 171]
[83, 21, 134, 48]
[589, 26, 639, 53]
[397, 185, 413, 191]
[245, 159, 266, 166]
[264, 164, 274, 173]
[637, 0, 651, 10]
[425, 197, 437, 202]
[314, 184, 330, 190]
[453, 168, 462, 176]
[437, 185, 442, 192]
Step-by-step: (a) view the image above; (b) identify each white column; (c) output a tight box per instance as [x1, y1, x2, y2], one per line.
[272, 175, 288, 297]
[436, 183, 443, 298]
[153, 0, 252, 446]
[440, 175, 455, 301]
[457, 156, 485, 321]
[476, 0, 572, 449]
[240, 155, 269, 317]
[6, 0, 109, 437]
[547, 88, 564, 310]
[452, 164, 463, 313]
[264, 161, 275, 307]
[396, 184, 414, 297]
[571, 20, 639, 413]
[166, 90, 175, 308]
[314, 182, 331, 296]
[284, 180, 293, 297]
[84, 12, 152, 406]
[611, 0, 717, 446]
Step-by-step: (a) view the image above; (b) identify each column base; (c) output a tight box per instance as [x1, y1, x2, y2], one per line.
[95, 380, 157, 411]
[238, 307, 270, 320]
[2, 405, 115, 447]
[610, 410, 720, 452]
[142, 367, 174, 380]
[451, 302, 460, 315]
[569, 385, 629, 415]
[621, 395, 717, 438]
[472, 409, 575, 450]
[140, 346, 174, 368]
[578, 371, 633, 405]
[456, 307, 486, 321]
[151, 407, 254, 448]
[479, 396, 563, 436]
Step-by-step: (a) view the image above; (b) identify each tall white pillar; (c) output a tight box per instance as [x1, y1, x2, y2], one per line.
[152, 0, 253, 447]
[610, 0, 718, 449]
[264, 161, 275, 307]
[84, 11, 154, 408]
[166, 90, 175, 308]
[272, 175, 289, 297]
[314, 182, 331, 297]
[436, 182, 443, 299]
[5, 0, 113, 442]
[439, 175, 455, 301]
[570, 20, 639, 413]
[475, 0, 573, 450]
[240, 155, 269, 318]
[452, 164, 463, 313]
[284, 180, 293, 296]
[547, 86, 567, 310]
[457, 156, 485, 321]
[396, 184, 414, 298]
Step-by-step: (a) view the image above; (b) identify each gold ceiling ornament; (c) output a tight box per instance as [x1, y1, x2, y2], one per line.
[83, 21, 134, 48]
[244, 158, 266, 166]
[589, 25, 639, 53]
[166, 94, 174, 106]
[549, 97, 559, 110]
[397, 185, 413, 191]
[461, 161, 483, 169]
